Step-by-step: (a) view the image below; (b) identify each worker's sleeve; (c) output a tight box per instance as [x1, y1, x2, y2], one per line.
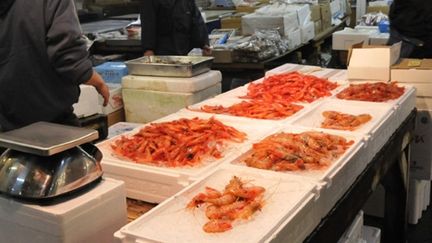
[190, 4, 209, 48]
[45, 0, 93, 85]
[140, 0, 157, 52]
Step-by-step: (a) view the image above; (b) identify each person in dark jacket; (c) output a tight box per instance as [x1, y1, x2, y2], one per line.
[388, 0, 432, 58]
[0, 0, 109, 132]
[140, 0, 211, 56]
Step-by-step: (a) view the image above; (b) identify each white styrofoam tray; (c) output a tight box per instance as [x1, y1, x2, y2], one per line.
[184, 96, 308, 124]
[98, 111, 279, 203]
[121, 70, 222, 93]
[217, 76, 343, 105]
[290, 99, 394, 135]
[0, 178, 126, 243]
[114, 167, 318, 243]
[229, 125, 366, 218]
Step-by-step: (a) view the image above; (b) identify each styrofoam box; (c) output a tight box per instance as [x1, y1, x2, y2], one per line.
[241, 12, 299, 37]
[362, 225, 381, 243]
[0, 178, 127, 243]
[185, 96, 308, 124]
[338, 210, 364, 243]
[121, 70, 222, 93]
[334, 83, 416, 162]
[98, 111, 279, 203]
[229, 125, 365, 218]
[123, 82, 221, 123]
[288, 28, 302, 49]
[300, 21, 315, 44]
[291, 99, 393, 135]
[217, 74, 342, 104]
[114, 167, 318, 243]
[108, 121, 142, 139]
[73, 84, 103, 118]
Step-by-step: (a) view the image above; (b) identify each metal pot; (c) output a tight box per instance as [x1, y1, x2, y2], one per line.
[0, 143, 103, 201]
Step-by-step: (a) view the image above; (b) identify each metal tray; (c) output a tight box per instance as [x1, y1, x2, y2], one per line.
[0, 122, 99, 156]
[125, 56, 214, 77]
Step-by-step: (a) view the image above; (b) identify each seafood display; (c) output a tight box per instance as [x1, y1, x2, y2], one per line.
[243, 71, 338, 103]
[243, 131, 354, 171]
[195, 99, 304, 120]
[187, 176, 266, 233]
[336, 82, 405, 102]
[111, 117, 247, 167]
[321, 111, 372, 131]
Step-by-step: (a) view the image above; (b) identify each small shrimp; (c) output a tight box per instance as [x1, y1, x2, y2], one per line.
[205, 193, 237, 206]
[205, 201, 247, 219]
[203, 219, 233, 233]
[235, 200, 263, 220]
[186, 187, 222, 209]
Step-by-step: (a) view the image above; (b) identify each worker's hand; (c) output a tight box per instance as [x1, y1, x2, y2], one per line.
[202, 45, 212, 56]
[85, 71, 110, 106]
[144, 50, 155, 56]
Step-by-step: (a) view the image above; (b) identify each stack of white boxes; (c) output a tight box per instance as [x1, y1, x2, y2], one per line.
[121, 70, 222, 123]
[241, 3, 313, 49]
[392, 58, 432, 224]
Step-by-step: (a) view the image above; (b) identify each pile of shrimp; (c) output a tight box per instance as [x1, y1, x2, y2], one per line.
[336, 82, 405, 102]
[110, 117, 247, 167]
[187, 176, 266, 233]
[243, 131, 354, 171]
[197, 99, 304, 120]
[243, 71, 338, 103]
[321, 111, 372, 131]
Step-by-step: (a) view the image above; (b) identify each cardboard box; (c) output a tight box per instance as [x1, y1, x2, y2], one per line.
[310, 4, 321, 21]
[410, 110, 432, 180]
[241, 12, 299, 36]
[107, 107, 125, 127]
[212, 49, 234, 63]
[320, 3, 332, 29]
[221, 15, 242, 30]
[347, 42, 401, 81]
[366, 5, 389, 15]
[314, 20, 322, 35]
[332, 28, 372, 51]
[416, 97, 432, 111]
[391, 59, 432, 83]
[236, 3, 267, 13]
[301, 21, 315, 43]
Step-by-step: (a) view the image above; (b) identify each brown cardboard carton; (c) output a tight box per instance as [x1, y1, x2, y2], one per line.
[310, 4, 321, 22]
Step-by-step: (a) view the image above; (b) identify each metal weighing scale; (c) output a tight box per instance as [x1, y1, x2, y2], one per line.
[0, 122, 104, 203]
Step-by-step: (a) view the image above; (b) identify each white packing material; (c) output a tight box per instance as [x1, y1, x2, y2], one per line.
[114, 166, 318, 243]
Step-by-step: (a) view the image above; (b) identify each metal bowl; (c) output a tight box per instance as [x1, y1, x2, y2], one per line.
[0, 143, 103, 201]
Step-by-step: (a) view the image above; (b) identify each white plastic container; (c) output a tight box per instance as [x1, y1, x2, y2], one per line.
[114, 166, 318, 243]
[98, 111, 279, 203]
[0, 178, 127, 243]
[291, 99, 393, 135]
[122, 70, 222, 123]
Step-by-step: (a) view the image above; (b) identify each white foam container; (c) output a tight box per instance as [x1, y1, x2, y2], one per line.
[121, 70, 222, 93]
[0, 178, 127, 243]
[362, 225, 381, 243]
[290, 99, 393, 135]
[98, 111, 279, 203]
[229, 125, 365, 219]
[114, 166, 318, 243]
[185, 96, 308, 124]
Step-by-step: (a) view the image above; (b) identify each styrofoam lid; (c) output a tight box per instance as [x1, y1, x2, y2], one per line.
[121, 70, 222, 93]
